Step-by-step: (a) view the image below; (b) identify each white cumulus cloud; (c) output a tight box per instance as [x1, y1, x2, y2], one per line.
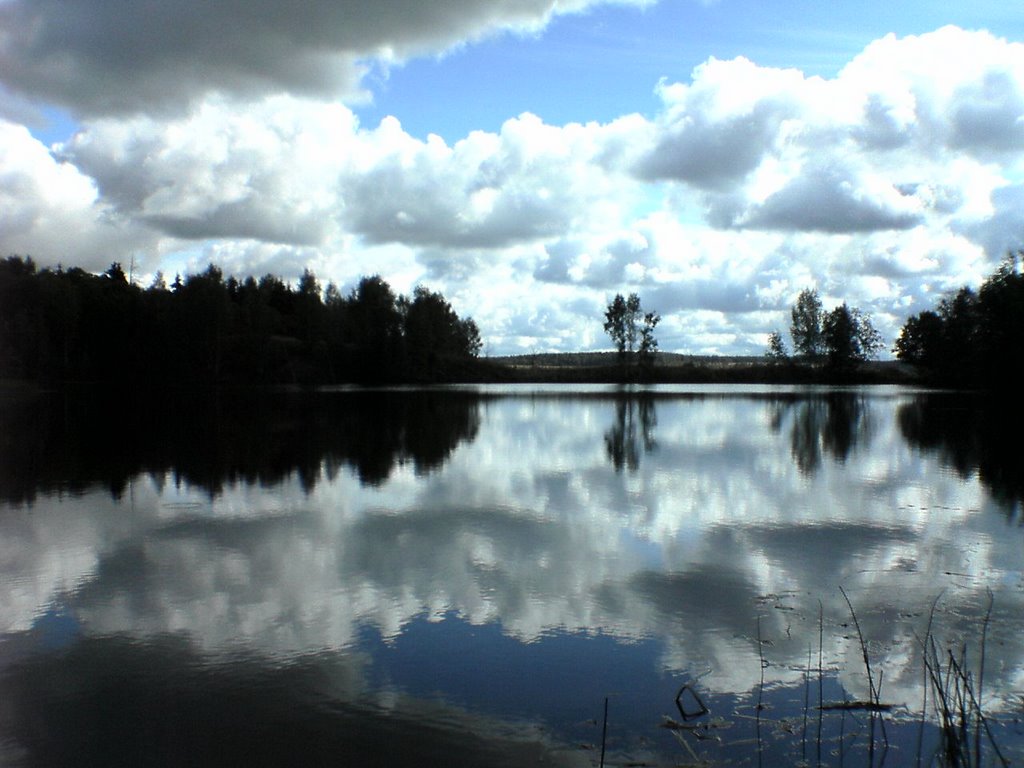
[2, 25, 1024, 354]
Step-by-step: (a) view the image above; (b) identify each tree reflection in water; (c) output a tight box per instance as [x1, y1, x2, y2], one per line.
[0, 388, 482, 504]
[3, 388, 1024, 766]
[604, 393, 657, 472]
[898, 393, 1024, 521]
[768, 392, 872, 474]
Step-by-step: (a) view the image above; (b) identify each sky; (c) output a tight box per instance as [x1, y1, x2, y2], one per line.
[2, 1, 1024, 356]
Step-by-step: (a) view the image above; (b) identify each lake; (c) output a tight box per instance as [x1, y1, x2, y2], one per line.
[1, 384, 1022, 767]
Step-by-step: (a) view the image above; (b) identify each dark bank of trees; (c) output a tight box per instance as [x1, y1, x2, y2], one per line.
[894, 254, 1024, 389]
[769, 256, 1023, 388]
[0, 256, 481, 385]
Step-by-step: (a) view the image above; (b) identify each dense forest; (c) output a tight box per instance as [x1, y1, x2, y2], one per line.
[894, 254, 1024, 389]
[0, 256, 482, 385]
[3, 253, 1023, 388]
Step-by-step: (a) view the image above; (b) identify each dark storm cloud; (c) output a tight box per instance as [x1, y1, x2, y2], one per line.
[0, 0, 626, 116]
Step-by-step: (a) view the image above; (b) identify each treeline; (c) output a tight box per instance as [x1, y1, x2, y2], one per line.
[766, 289, 884, 371]
[0, 256, 482, 385]
[894, 255, 1024, 388]
[767, 258, 1024, 389]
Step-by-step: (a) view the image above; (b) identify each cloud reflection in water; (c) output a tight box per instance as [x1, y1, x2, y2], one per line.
[1, 386, 1023, 764]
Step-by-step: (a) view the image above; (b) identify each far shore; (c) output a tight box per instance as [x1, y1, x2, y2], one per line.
[442, 351, 925, 386]
[0, 352, 930, 390]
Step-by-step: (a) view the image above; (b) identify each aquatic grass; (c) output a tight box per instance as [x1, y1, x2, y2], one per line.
[600, 695, 608, 768]
[837, 586, 891, 766]
[917, 588, 1008, 768]
[756, 614, 765, 767]
[661, 590, 1011, 768]
[917, 591, 944, 768]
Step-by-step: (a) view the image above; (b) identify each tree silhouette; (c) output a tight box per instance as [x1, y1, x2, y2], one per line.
[823, 303, 883, 370]
[403, 286, 481, 379]
[604, 293, 640, 360]
[894, 254, 1024, 388]
[765, 331, 788, 362]
[898, 393, 1024, 518]
[638, 311, 660, 375]
[977, 254, 1024, 386]
[604, 293, 659, 377]
[783, 290, 882, 372]
[0, 256, 483, 386]
[344, 275, 404, 382]
[790, 288, 823, 358]
[892, 310, 943, 368]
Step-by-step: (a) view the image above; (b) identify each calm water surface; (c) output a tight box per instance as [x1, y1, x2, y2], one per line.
[1, 384, 1022, 766]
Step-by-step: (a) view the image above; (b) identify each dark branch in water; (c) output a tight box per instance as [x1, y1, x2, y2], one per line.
[820, 701, 893, 712]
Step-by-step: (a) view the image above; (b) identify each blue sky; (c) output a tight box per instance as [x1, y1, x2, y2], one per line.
[362, 0, 1024, 141]
[2, 0, 1024, 355]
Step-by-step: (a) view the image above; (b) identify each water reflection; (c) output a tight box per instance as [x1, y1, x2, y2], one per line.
[0, 388, 481, 503]
[604, 393, 657, 472]
[768, 391, 872, 473]
[0, 633, 588, 768]
[898, 392, 1024, 519]
[2, 386, 1023, 766]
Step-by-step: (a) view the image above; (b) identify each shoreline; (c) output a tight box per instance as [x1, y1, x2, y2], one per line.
[0, 355, 933, 390]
